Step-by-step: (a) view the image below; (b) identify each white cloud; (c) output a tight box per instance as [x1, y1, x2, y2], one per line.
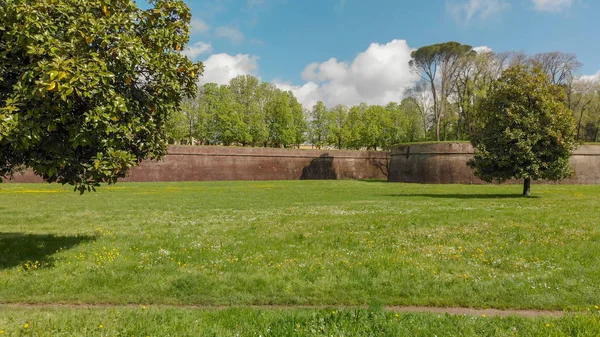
[578, 71, 600, 83]
[275, 39, 420, 108]
[202, 53, 259, 85]
[182, 42, 213, 60]
[473, 46, 493, 53]
[447, 0, 510, 24]
[215, 26, 245, 44]
[190, 19, 210, 34]
[532, 0, 574, 12]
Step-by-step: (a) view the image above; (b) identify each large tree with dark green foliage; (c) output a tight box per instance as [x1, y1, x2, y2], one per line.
[0, 0, 201, 192]
[468, 66, 577, 196]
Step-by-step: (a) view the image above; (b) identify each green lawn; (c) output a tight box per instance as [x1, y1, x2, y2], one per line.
[1, 181, 600, 335]
[1, 306, 599, 337]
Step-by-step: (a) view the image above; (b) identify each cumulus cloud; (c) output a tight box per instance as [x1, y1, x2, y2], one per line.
[447, 0, 510, 24]
[202, 53, 259, 85]
[190, 19, 210, 34]
[182, 42, 213, 60]
[215, 26, 245, 44]
[275, 39, 419, 108]
[473, 46, 493, 53]
[532, 0, 574, 12]
[578, 71, 600, 83]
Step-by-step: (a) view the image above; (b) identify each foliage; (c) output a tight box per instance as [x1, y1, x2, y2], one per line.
[409, 41, 474, 141]
[468, 66, 577, 193]
[309, 101, 331, 148]
[0, 0, 202, 192]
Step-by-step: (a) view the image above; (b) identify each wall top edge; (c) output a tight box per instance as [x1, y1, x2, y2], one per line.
[391, 143, 600, 156]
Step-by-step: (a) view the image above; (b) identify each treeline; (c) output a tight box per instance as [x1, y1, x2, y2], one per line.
[167, 42, 600, 149]
[408, 43, 600, 142]
[166, 75, 424, 149]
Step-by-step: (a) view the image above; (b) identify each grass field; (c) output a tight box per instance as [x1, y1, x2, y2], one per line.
[1, 180, 600, 335]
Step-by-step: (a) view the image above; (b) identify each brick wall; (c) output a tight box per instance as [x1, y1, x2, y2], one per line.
[388, 143, 600, 184]
[7, 145, 390, 183]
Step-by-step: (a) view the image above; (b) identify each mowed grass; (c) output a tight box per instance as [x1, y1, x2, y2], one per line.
[1, 306, 600, 337]
[0, 181, 599, 310]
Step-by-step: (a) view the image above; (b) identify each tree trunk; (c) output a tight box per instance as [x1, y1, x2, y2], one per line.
[523, 178, 531, 196]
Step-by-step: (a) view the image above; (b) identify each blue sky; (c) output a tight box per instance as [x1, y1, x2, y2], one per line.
[175, 0, 599, 107]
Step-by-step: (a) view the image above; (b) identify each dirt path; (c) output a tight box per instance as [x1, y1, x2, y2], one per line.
[0, 303, 567, 317]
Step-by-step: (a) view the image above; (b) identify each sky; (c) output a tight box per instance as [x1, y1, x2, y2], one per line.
[171, 0, 600, 108]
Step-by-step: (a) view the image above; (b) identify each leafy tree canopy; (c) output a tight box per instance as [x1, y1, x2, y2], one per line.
[468, 65, 577, 195]
[0, 0, 202, 192]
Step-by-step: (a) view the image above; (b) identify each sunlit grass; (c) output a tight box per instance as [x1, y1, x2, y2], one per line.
[0, 181, 599, 311]
[0, 306, 599, 337]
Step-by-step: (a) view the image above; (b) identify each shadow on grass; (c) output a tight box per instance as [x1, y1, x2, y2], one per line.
[386, 194, 540, 199]
[0, 233, 95, 270]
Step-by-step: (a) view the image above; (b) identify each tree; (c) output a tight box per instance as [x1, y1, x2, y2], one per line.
[468, 66, 577, 196]
[361, 105, 386, 150]
[288, 93, 308, 148]
[229, 75, 263, 146]
[0, 0, 201, 192]
[530, 52, 582, 86]
[569, 78, 599, 140]
[212, 85, 248, 146]
[405, 81, 433, 140]
[309, 101, 331, 148]
[409, 42, 474, 141]
[344, 104, 366, 150]
[328, 105, 349, 149]
[265, 90, 294, 147]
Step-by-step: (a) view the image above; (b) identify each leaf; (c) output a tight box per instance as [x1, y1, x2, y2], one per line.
[46, 82, 56, 91]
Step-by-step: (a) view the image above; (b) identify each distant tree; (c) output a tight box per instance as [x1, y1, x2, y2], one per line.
[0, 0, 201, 192]
[530, 52, 582, 86]
[399, 98, 426, 142]
[229, 75, 263, 146]
[344, 104, 366, 150]
[569, 79, 599, 140]
[165, 107, 188, 144]
[288, 93, 308, 148]
[266, 90, 294, 147]
[384, 102, 410, 148]
[328, 105, 349, 149]
[309, 101, 332, 148]
[360, 105, 386, 150]
[405, 81, 434, 140]
[202, 84, 248, 146]
[409, 42, 474, 141]
[468, 66, 577, 196]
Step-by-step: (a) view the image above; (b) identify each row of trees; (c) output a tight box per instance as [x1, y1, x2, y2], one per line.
[408, 43, 600, 142]
[166, 75, 425, 150]
[167, 44, 600, 149]
[166, 76, 307, 148]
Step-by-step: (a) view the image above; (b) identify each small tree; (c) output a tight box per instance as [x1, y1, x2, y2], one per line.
[0, 0, 201, 192]
[468, 65, 577, 196]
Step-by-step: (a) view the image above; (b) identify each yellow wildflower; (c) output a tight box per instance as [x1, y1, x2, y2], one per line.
[24, 323, 29, 329]
[481, 314, 486, 318]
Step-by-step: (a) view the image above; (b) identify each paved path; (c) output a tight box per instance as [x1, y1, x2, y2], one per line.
[0, 303, 567, 317]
